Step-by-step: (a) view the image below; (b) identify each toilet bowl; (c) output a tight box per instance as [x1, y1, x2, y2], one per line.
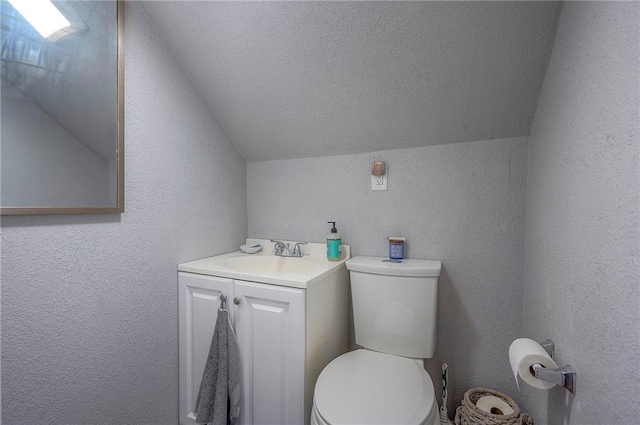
[311, 349, 440, 425]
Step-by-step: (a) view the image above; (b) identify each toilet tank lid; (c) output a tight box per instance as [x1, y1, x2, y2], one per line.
[346, 256, 442, 277]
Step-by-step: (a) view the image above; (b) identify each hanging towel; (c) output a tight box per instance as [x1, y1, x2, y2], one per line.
[195, 308, 241, 425]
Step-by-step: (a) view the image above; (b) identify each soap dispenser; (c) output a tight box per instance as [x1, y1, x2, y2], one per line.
[326, 221, 342, 261]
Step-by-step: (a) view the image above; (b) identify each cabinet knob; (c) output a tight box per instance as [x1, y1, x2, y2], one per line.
[234, 297, 241, 305]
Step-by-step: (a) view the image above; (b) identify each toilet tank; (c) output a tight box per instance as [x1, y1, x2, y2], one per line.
[346, 256, 442, 359]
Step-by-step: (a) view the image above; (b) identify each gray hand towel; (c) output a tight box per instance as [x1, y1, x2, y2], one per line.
[195, 308, 241, 425]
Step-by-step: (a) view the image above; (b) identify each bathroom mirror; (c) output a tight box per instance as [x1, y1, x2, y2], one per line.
[0, 0, 124, 215]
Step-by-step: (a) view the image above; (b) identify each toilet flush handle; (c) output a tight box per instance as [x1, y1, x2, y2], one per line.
[234, 297, 241, 305]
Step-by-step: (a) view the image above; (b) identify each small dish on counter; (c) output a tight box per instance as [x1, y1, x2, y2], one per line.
[240, 243, 262, 254]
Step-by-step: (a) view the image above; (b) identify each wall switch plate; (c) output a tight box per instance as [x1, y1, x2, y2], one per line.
[371, 174, 387, 191]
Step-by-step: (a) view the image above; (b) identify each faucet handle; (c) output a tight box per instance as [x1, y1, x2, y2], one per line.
[292, 242, 307, 256]
[271, 240, 288, 254]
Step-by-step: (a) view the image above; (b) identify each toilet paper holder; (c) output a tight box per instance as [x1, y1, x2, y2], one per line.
[532, 339, 577, 394]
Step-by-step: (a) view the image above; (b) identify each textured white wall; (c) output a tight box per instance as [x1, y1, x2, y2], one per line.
[0, 3, 247, 424]
[248, 137, 528, 410]
[523, 2, 639, 424]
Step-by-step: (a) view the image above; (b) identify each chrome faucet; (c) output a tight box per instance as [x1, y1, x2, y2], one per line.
[271, 240, 307, 257]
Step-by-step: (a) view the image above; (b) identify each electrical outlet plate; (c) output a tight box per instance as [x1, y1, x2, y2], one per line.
[371, 174, 387, 191]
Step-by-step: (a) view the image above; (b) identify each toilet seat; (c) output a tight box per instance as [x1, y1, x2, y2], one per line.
[313, 349, 438, 425]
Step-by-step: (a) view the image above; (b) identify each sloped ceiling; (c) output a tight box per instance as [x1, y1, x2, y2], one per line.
[141, 1, 560, 162]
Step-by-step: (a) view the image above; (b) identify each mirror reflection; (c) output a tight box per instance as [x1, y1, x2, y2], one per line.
[1, 0, 122, 213]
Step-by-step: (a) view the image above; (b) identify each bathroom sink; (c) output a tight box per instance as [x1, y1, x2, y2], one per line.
[178, 239, 351, 288]
[219, 255, 314, 274]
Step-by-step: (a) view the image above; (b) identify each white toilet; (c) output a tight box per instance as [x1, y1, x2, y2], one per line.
[311, 256, 442, 425]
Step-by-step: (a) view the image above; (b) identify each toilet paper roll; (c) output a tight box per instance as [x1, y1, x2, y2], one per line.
[476, 396, 515, 416]
[509, 338, 558, 390]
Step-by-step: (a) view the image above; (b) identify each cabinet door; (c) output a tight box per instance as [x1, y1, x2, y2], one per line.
[178, 272, 233, 425]
[233, 280, 305, 425]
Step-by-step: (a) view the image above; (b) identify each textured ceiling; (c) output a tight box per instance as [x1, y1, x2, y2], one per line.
[141, 1, 560, 162]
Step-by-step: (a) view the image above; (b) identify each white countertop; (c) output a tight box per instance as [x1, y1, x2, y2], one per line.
[178, 239, 351, 289]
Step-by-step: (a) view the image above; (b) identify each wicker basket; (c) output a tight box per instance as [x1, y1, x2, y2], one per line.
[454, 387, 533, 425]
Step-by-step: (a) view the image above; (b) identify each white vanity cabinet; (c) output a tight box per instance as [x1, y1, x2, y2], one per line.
[233, 280, 306, 425]
[178, 240, 350, 425]
[179, 273, 233, 425]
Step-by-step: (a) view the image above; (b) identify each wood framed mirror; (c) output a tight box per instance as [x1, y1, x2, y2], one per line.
[1, 0, 124, 215]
